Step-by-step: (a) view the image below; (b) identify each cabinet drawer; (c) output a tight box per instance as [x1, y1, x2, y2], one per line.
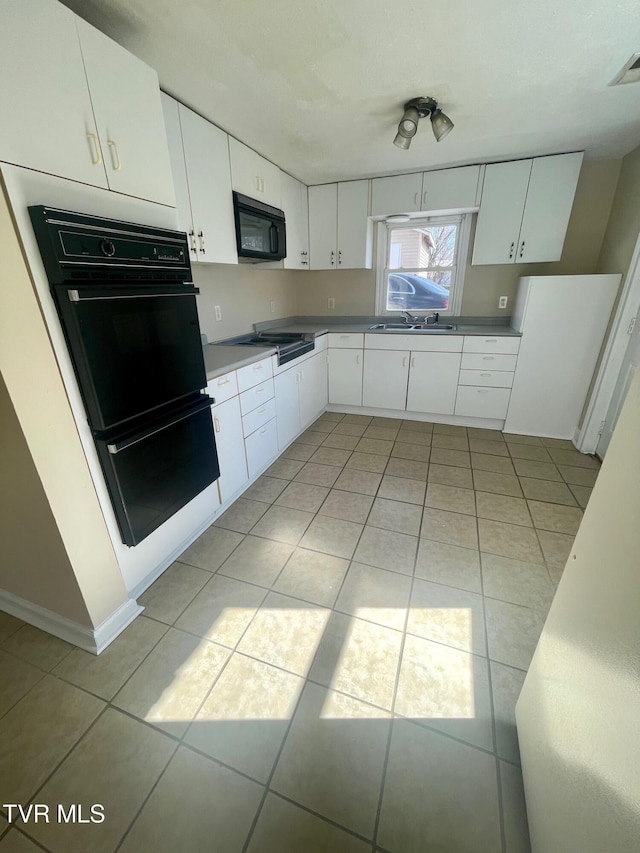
[242, 397, 276, 437]
[240, 378, 274, 416]
[460, 353, 518, 371]
[455, 386, 511, 419]
[236, 357, 274, 392]
[207, 370, 238, 405]
[244, 417, 279, 478]
[366, 333, 463, 353]
[459, 369, 515, 388]
[462, 336, 520, 355]
[328, 332, 364, 349]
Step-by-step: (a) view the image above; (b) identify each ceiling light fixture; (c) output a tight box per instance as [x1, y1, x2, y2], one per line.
[393, 97, 454, 149]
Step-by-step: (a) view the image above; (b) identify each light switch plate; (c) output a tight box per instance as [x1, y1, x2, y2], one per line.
[328, 297, 336, 309]
[498, 296, 508, 309]
[214, 305, 222, 321]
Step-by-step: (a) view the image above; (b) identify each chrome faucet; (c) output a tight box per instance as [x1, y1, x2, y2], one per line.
[400, 311, 440, 326]
[425, 312, 440, 325]
[401, 311, 420, 324]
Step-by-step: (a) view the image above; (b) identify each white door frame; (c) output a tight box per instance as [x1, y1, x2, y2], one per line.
[577, 228, 640, 454]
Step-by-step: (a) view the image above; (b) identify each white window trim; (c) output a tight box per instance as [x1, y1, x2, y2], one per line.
[375, 215, 471, 317]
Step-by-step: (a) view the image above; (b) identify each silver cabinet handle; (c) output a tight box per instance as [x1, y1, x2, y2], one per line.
[188, 230, 197, 254]
[260, 428, 268, 436]
[255, 386, 265, 393]
[218, 377, 230, 386]
[257, 407, 265, 415]
[519, 240, 525, 258]
[482, 356, 494, 361]
[508, 241, 515, 259]
[402, 356, 408, 367]
[86, 132, 102, 165]
[356, 354, 361, 364]
[330, 250, 335, 266]
[484, 339, 498, 343]
[198, 230, 206, 254]
[411, 357, 415, 367]
[422, 191, 428, 206]
[253, 364, 263, 371]
[414, 192, 419, 206]
[338, 250, 342, 265]
[214, 416, 221, 433]
[107, 140, 121, 171]
[477, 389, 490, 394]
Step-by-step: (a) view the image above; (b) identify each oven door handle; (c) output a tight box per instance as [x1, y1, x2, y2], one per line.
[106, 396, 214, 455]
[67, 284, 199, 302]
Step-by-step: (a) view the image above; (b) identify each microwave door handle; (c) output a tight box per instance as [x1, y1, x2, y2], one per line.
[106, 396, 214, 454]
[269, 224, 278, 255]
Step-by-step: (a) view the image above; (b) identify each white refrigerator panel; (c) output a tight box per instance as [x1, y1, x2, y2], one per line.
[504, 275, 620, 438]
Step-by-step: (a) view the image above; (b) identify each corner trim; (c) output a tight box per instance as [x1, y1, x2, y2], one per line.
[0, 590, 142, 655]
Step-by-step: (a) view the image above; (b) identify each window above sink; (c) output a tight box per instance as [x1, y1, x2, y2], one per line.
[375, 214, 471, 319]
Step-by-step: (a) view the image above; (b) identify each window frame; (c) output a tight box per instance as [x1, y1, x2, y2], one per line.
[375, 214, 471, 317]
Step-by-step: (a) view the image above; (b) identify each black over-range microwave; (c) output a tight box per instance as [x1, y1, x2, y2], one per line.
[233, 192, 287, 262]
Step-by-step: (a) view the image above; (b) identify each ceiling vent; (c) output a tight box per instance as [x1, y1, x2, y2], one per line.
[610, 53, 640, 86]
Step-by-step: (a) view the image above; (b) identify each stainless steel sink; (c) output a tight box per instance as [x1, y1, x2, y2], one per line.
[369, 323, 457, 331]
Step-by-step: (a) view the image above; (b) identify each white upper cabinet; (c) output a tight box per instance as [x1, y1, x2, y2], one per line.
[371, 166, 480, 217]
[308, 184, 338, 270]
[161, 95, 237, 265]
[370, 173, 423, 216]
[281, 172, 309, 269]
[309, 181, 372, 270]
[472, 153, 583, 265]
[229, 138, 281, 208]
[75, 18, 175, 206]
[0, 0, 107, 188]
[421, 165, 480, 212]
[337, 181, 373, 269]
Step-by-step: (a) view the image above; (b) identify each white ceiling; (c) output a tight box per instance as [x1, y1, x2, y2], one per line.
[61, 0, 640, 184]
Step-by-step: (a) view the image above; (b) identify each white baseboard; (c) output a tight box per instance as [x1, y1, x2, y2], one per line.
[326, 404, 504, 430]
[0, 589, 142, 655]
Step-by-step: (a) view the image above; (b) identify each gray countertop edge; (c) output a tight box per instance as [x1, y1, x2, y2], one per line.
[205, 315, 521, 378]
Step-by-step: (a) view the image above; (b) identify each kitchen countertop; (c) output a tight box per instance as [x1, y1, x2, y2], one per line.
[203, 343, 277, 380]
[260, 320, 521, 337]
[203, 315, 521, 380]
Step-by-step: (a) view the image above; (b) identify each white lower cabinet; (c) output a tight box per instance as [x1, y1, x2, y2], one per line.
[274, 351, 328, 450]
[362, 350, 409, 410]
[299, 351, 328, 428]
[328, 349, 363, 406]
[245, 418, 279, 478]
[274, 366, 301, 450]
[210, 396, 248, 507]
[455, 386, 511, 419]
[407, 352, 461, 415]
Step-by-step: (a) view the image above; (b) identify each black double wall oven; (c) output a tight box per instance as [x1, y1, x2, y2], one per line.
[30, 207, 219, 547]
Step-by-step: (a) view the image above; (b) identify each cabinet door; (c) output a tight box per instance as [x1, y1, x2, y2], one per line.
[299, 352, 328, 427]
[362, 350, 410, 410]
[161, 94, 196, 259]
[370, 173, 422, 216]
[421, 165, 480, 212]
[0, 0, 108, 188]
[471, 160, 532, 265]
[179, 105, 238, 265]
[229, 138, 281, 208]
[328, 349, 363, 405]
[309, 184, 338, 270]
[245, 418, 279, 478]
[274, 367, 302, 450]
[282, 173, 309, 269]
[211, 396, 249, 506]
[337, 180, 372, 269]
[76, 18, 175, 206]
[406, 352, 461, 415]
[517, 153, 583, 263]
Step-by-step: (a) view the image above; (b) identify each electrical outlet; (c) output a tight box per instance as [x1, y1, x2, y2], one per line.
[270, 300, 276, 314]
[328, 297, 336, 309]
[214, 305, 222, 321]
[498, 296, 508, 310]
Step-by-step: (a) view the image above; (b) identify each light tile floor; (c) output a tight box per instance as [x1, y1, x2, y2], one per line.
[0, 414, 599, 852]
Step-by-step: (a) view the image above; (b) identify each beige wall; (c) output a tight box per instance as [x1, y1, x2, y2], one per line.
[0, 375, 91, 625]
[0, 180, 129, 629]
[597, 143, 640, 277]
[294, 158, 622, 318]
[193, 263, 299, 341]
